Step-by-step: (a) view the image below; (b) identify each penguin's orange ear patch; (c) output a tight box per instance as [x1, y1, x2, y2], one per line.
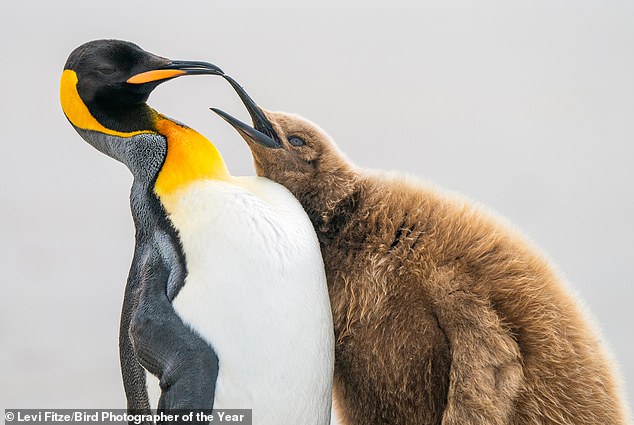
[60, 69, 151, 137]
[127, 69, 186, 84]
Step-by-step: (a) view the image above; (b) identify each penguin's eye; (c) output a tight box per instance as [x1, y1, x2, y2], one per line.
[288, 136, 305, 147]
[96, 67, 117, 75]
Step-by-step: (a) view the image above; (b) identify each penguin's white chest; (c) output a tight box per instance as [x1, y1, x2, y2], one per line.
[148, 178, 333, 424]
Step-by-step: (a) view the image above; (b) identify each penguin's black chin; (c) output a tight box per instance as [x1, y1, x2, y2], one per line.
[96, 83, 156, 107]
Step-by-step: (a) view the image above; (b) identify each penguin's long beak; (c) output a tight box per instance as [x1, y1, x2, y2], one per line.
[210, 75, 283, 149]
[127, 60, 224, 84]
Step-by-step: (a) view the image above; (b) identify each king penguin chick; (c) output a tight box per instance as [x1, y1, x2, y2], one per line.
[61, 40, 334, 424]
[211, 80, 631, 425]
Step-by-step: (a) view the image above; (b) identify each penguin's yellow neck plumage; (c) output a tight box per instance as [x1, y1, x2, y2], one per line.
[153, 117, 230, 198]
[60, 69, 231, 203]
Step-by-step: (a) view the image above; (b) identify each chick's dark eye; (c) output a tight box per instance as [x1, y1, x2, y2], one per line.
[96, 67, 117, 75]
[288, 136, 305, 147]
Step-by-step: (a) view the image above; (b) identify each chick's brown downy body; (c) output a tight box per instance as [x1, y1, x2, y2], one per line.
[214, 102, 630, 424]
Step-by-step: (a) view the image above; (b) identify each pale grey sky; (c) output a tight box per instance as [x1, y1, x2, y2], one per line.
[1, 0, 632, 418]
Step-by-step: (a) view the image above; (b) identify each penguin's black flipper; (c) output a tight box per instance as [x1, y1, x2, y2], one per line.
[126, 246, 218, 417]
[119, 270, 152, 417]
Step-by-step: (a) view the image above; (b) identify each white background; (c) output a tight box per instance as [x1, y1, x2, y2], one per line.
[1, 0, 632, 420]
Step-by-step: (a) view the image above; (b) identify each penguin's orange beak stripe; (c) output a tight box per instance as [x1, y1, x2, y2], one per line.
[127, 69, 187, 84]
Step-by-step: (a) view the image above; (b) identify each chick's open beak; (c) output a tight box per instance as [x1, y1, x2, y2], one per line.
[211, 107, 281, 149]
[210, 75, 282, 148]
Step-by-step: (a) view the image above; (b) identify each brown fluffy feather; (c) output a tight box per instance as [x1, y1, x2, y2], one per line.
[243, 110, 629, 425]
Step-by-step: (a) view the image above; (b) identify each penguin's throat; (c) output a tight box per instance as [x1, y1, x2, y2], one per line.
[153, 116, 231, 205]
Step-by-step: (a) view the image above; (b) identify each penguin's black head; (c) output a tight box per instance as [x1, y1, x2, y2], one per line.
[65, 40, 171, 107]
[61, 39, 223, 133]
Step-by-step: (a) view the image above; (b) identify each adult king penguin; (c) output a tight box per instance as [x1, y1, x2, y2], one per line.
[60, 40, 334, 424]
[211, 82, 631, 424]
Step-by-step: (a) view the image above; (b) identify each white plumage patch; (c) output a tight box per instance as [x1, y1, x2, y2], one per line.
[148, 176, 334, 424]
